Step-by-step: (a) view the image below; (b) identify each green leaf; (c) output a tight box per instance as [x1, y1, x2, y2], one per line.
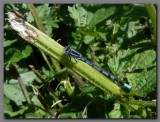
[83, 35, 94, 44]
[4, 97, 13, 115]
[41, 67, 54, 80]
[127, 50, 156, 71]
[4, 103, 28, 117]
[87, 6, 116, 28]
[4, 39, 17, 47]
[5, 48, 23, 63]
[108, 103, 123, 118]
[68, 4, 88, 27]
[113, 22, 120, 35]
[22, 45, 33, 59]
[108, 48, 138, 76]
[108, 49, 156, 78]
[25, 109, 46, 118]
[4, 84, 26, 106]
[68, 4, 116, 28]
[59, 112, 77, 118]
[20, 71, 37, 85]
[68, 4, 121, 42]
[5, 45, 33, 64]
[43, 7, 59, 36]
[126, 68, 156, 97]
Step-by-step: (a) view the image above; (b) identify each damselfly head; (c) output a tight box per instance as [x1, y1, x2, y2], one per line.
[65, 45, 72, 54]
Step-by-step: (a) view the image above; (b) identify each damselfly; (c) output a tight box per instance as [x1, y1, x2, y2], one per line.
[65, 45, 132, 92]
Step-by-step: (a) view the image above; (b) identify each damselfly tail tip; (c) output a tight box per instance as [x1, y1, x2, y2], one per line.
[123, 83, 132, 92]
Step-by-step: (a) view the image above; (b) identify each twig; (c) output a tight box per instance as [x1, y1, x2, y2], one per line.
[11, 62, 31, 105]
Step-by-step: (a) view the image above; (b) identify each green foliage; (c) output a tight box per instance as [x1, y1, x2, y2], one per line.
[4, 4, 156, 118]
[4, 40, 33, 69]
[4, 84, 26, 106]
[27, 4, 59, 37]
[126, 68, 156, 97]
[108, 103, 126, 118]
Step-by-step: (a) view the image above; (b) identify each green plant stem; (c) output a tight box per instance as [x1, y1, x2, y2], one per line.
[23, 22, 126, 97]
[51, 58, 62, 72]
[67, 69, 85, 88]
[27, 4, 46, 32]
[27, 4, 55, 72]
[125, 100, 156, 107]
[41, 52, 54, 72]
[145, 4, 156, 44]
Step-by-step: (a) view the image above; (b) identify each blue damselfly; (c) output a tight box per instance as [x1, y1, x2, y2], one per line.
[65, 45, 132, 92]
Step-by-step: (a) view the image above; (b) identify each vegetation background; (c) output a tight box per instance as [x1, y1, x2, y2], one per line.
[4, 4, 156, 118]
